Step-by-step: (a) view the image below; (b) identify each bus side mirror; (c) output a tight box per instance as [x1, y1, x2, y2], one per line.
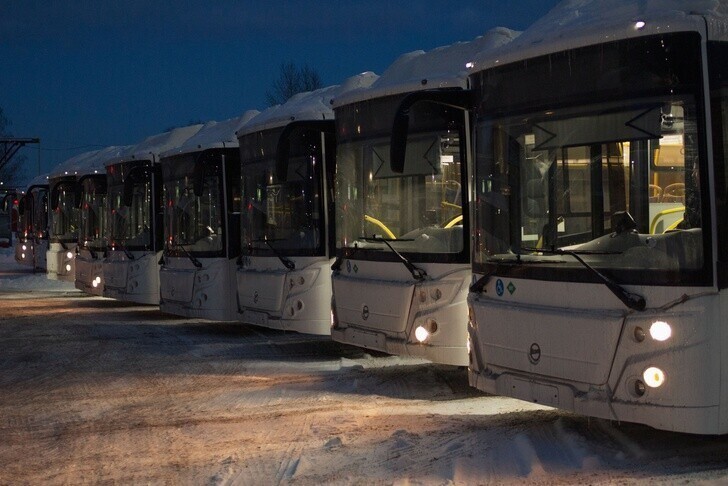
[275, 120, 335, 182]
[390, 89, 474, 174]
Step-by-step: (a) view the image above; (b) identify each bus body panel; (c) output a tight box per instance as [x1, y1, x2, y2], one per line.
[332, 259, 470, 366]
[46, 242, 76, 281]
[74, 248, 105, 296]
[469, 283, 722, 433]
[159, 256, 238, 321]
[103, 250, 160, 305]
[236, 256, 332, 335]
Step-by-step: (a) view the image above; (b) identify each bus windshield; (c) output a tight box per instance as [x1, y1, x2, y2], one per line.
[163, 153, 225, 256]
[473, 32, 708, 286]
[50, 180, 79, 243]
[107, 161, 154, 251]
[335, 95, 467, 262]
[32, 187, 48, 240]
[79, 176, 107, 251]
[240, 127, 328, 256]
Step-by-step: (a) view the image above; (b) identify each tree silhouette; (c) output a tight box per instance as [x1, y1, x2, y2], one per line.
[265, 63, 323, 107]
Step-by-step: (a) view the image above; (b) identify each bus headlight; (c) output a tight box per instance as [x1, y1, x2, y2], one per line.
[22, 245, 27, 251]
[649, 321, 672, 342]
[643, 367, 665, 388]
[65, 264, 72, 272]
[414, 319, 438, 343]
[66, 251, 74, 259]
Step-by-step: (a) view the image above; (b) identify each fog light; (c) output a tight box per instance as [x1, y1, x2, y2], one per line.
[415, 326, 430, 343]
[634, 380, 646, 396]
[649, 321, 671, 341]
[92, 280, 99, 288]
[66, 251, 73, 259]
[22, 245, 26, 251]
[21, 253, 25, 259]
[643, 367, 665, 388]
[65, 264, 72, 272]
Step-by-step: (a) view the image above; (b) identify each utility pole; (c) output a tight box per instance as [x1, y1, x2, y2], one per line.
[0, 137, 40, 174]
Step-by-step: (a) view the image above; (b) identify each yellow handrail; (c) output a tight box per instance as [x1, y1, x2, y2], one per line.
[364, 215, 396, 239]
[665, 218, 684, 232]
[443, 214, 463, 228]
[649, 206, 685, 234]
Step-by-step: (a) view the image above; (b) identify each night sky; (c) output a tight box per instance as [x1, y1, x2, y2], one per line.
[1, 0, 560, 181]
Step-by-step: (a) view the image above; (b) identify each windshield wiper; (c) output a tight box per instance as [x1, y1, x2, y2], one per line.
[359, 236, 427, 281]
[113, 239, 135, 260]
[254, 238, 295, 270]
[167, 242, 203, 269]
[520, 246, 645, 311]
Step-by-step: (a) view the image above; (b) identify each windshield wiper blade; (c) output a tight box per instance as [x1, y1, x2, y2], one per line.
[521, 246, 645, 311]
[169, 242, 202, 269]
[254, 238, 295, 270]
[114, 239, 135, 260]
[359, 236, 427, 281]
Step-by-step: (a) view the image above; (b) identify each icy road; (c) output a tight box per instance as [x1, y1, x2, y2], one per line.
[2, 259, 728, 484]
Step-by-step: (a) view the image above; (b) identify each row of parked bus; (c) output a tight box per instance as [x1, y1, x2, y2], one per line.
[6, 0, 728, 435]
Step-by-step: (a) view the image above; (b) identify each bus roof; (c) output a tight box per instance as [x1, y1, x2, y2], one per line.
[105, 124, 203, 167]
[237, 72, 378, 137]
[333, 27, 519, 108]
[470, 0, 728, 71]
[160, 110, 259, 159]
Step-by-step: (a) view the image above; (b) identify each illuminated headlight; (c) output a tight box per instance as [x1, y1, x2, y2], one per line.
[66, 251, 74, 259]
[65, 264, 72, 272]
[21, 253, 25, 259]
[649, 321, 671, 341]
[414, 319, 438, 343]
[415, 326, 430, 343]
[22, 245, 26, 251]
[92, 280, 99, 288]
[643, 367, 665, 388]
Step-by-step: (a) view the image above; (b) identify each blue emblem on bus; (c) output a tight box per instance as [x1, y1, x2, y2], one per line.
[495, 278, 505, 296]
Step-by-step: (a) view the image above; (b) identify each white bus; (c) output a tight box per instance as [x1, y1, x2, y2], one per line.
[330, 30, 516, 366]
[74, 146, 132, 295]
[15, 175, 49, 271]
[467, 1, 728, 434]
[103, 125, 202, 305]
[237, 74, 376, 335]
[159, 112, 258, 320]
[47, 150, 102, 281]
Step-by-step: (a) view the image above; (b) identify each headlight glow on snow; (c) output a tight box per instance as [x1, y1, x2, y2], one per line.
[643, 367, 665, 388]
[649, 321, 672, 341]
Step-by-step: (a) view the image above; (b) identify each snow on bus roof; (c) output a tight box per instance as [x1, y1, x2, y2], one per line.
[160, 110, 260, 159]
[25, 173, 49, 190]
[237, 72, 378, 137]
[470, 0, 728, 69]
[333, 27, 519, 108]
[105, 124, 203, 167]
[50, 145, 134, 180]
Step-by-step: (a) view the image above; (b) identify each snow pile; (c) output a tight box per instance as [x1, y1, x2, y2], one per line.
[48, 150, 100, 180]
[238, 72, 378, 136]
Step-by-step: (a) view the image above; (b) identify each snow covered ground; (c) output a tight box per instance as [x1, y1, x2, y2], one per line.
[2, 246, 728, 484]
